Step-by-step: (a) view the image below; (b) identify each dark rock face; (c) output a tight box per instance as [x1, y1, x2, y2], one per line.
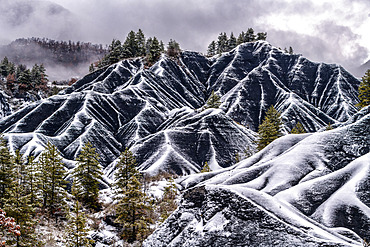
[153, 107, 369, 246]
[0, 41, 360, 175]
[144, 186, 357, 247]
[0, 91, 12, 119]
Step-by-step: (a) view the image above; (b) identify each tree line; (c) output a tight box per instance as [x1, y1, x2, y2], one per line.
[0, 57, 48, 95]
[91, 29, 182, 72]
[2, 38, 107, 67]
[0, 140, 177, 246]
[207, 28, 267, 56]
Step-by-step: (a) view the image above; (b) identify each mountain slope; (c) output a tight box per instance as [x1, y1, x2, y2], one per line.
[0, 41, 360, 175]
[145, 106, 370, 246]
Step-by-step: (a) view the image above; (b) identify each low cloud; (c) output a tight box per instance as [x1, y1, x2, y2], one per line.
[0, 0, 368, 77]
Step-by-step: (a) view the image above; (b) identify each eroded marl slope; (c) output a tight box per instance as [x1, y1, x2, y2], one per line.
[0, 41, 360, 175]
[148, 107, 370, 246]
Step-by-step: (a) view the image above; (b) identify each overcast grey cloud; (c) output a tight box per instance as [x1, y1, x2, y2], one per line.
[0, 0, 368, 77]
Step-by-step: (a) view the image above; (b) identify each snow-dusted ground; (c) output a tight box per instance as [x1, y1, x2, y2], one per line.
[144, 106, 370, 246]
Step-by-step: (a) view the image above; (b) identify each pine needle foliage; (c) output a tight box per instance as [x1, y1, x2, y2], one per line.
[0, 137, 13, 208]
[114, 148, 139, 195]
[114, 149, 153, 243]
[73, 142, 103, 210]
[206, 91, 221, 109]
[38, 142, 67, 218]
[257, 105, 282, 151]
[357, 69, 370, 108]
[159, 177, 178, 222]
[65, 196, 94, 247]
[200, 162, 211, 173]
[291, 122, 306, 134]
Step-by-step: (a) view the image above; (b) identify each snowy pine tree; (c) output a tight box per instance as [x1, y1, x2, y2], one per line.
[73, 142, 102, 210]
[291, 122, 306, 134]
[257, 105, 282, 150]
[357, 69, 370, 108]
[38, 142, 67, 218]
[65, 196, 93, 247]
[206, 90, 221, 109]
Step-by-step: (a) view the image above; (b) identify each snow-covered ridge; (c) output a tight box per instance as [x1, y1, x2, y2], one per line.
[0, 41, 360, 176]
[145, 106, 370, 246]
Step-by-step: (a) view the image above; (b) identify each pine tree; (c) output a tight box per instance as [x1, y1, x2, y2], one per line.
[3, 150, 42, 247]
[0, 137, 13, 208]
[200, 161, 211, 173]
[217, 32, 228, 54]
[291, 122, 306, 134]
[288, 46, 294, 55]
[114, 148, 139, 195]
[38, 142, 67, 218]
[122, 31, 138, 58]
[158, 177, 177, 222]
[357, 69, 370, 108]
[24, 156, 42, 207]
[167, 39, 181, 57]
[256, 105, 282, 151]
[159, 40, 165, 53]
[326, 123, 333, 131]
[135, 29, 146, 57]
[237, 31, 246, 45]
[73, 142, 102, 210]
[65, 196, 93, 247]
[228, 32, 237, 51]
[205, 90, 221, 109]
[115, 174, 153, 243]
[245, 28, 256, 42]
[256, 32, 267, 41]
[207, 41, 217, 56]
[147, 37, 161, 64]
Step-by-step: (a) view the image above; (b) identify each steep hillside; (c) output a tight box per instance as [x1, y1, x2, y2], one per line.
[0, 41, 360, 175]
[145, 106, 370, 246]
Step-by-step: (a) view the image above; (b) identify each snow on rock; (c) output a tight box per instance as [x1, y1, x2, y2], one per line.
[0, 41, 360, 176]
[146, 107, 370, 246]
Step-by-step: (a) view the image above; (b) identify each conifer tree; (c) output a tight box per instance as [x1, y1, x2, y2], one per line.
[228, 32, 237, 50]
[207, 41, 217, 56]
[237, 31, 246, 45]
[159, 177, 178, 222]
[245, 28, 256, 42]
[205, 90, 221, 109]
[114, 150, 153, 243]
[114, 148, 138, 195]
[326, 123, 333, 131]
[136, 29, 146, 57]
[256, 105, 282, 151]
[115, 173, 153, 243]
[122, 31, 138, 58]
[147, 37, 161, 64]
[200, 161, 211, 173]
[65, 195, 93, 247]
[159, 40, 165, 53]
[357, 69, 370, 108]
[291, 122, 306, 134]
[167, 39, 181, 57]
[73, 142, 103, 210]
[24, 156, 42, 207]
[4, 150, 42, 247]
[38, 142, 67, 217]
[256, 32, 267, 41]
[0, 137, 13, 208]
[217, 32, 228, 54]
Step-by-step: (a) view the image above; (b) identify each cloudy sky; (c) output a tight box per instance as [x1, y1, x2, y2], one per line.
[0, 0, 369, 77]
